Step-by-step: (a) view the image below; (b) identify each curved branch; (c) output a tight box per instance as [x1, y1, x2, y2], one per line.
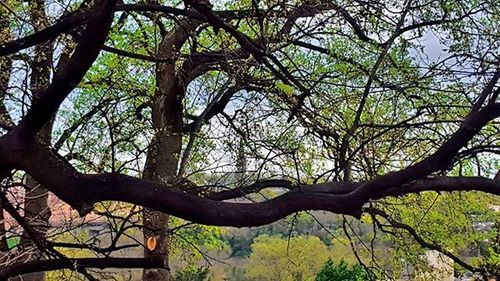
[1, 133, 499, 228]
[13, 0, 117, 138]
[205, 179, 359, 200]
[350, 93, 500, 204]
[0, 105, 499, 228]
[0, 48, 498, 231]
[0, 9, 91, 56]
[206, 179, 295, 200]
[377, 176, 500, 199]
[208, 176, 500, 201]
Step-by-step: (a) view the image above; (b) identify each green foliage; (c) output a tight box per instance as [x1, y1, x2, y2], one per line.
[378, 191, 499, 275]
[225, 234, 253, 257]
[169, 217, 229, 272]
[276, 82, 295, 96]
[173, 266, 210, 281]
[246, 235, 329, 281]
[315, 259, 375, 281]
[226, 267, 249, 281]
[224, 213, 319, 257]
[481, 247, 500, 276]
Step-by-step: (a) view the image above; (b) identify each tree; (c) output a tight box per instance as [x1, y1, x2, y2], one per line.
[315, 259, 374, 281]
[246, 235, 329, 281]
[0, 0, 499, 280]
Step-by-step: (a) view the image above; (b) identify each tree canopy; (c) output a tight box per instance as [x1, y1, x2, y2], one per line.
[0, 0, 499, 280]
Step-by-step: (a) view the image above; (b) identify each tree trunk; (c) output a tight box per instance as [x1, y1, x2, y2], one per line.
[142, 40, 186, 281]
[0, 1, 13, 262]
[18, 1, 53, 280]
[0, 0, 13, 129]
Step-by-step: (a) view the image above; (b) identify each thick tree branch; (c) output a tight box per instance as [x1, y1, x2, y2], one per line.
[207, 175, 500, 201]
[12, 0, 116, 139]
[349, 77, 500, 204]
[0, 9, 91, 56]
[183, 84, 262, 132]
[0, 257, 165, 280]
[1, 81, 499, 226]
[377, 176, 500, 199]
[116, 3, 256, 20]
[184, 0, 319, 123]
[206, 180, 359, 200]
[331, 3, 378, 45]
[1, 131, 499, 228]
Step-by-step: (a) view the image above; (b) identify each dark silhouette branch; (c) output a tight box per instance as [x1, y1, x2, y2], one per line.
[13, 0, 117, 139]
[1, 129, 499, 227]
[349, 90, 500, 204]
[0, 9, 91, 56]
[102, 45, 174, 63]
[0, 257, 165, 280]
[206, 176, 500, 201]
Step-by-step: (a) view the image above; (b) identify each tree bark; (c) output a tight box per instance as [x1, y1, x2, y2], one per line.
[18, 1, 53, 280]
[0, 0, 13, 260]
[142, 19, 194, 281]
[0, 2, 13, 130]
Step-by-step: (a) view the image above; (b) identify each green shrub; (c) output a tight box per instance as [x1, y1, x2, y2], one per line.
[315, 259, 375, 281]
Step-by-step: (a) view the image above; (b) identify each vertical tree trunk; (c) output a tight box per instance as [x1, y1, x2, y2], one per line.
[0, 1, 13, 129]
[0, 1, 13, 257]
[142, 24, 191, 280]
[19, 1, 53, 280]
[142, 64, 185, 281]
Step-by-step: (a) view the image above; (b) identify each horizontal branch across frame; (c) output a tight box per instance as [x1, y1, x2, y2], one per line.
[0, 257, 165, 280]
